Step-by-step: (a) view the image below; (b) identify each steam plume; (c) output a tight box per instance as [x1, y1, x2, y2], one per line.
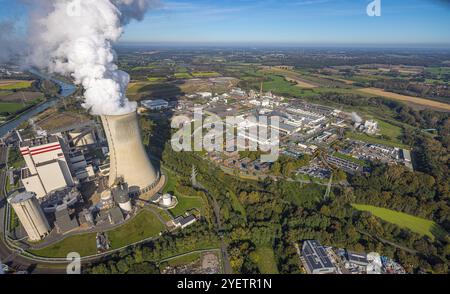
[25, 0, 159, 115]
[351, 112, 363, 124]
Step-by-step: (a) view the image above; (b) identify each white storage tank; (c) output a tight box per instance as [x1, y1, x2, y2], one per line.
[162, 193, 172, 207]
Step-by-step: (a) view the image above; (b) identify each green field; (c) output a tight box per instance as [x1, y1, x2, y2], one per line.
[426, 67, 450, 75]
[29, 211, 165, 258]
[162, 166, 206, 217]
[29, 233, 97, 258]
[0, 81, 33, 90]
[192, 71, 221, 78]
[164, 252, 201, 267]
[0, 91, 12, 96]
[170, 195, 204, 218]
[158, 209, 173, 222]
[0, 102, 26, 114]
[131, 65, 156, 71]
[352, 204, 446, 240]
[108, 210, 166, 249]
[251, 247, 279, 274]
[147, 77, 167, 82]
[174, 72, 193, 79]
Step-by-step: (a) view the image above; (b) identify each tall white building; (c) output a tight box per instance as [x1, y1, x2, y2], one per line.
[20, 135, 74, 199]
[8, 192, 51, 241]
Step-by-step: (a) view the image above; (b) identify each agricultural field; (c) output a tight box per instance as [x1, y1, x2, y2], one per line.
[108, 210, 166, 249]
[174, 72, 193, 79]
[261, 67, 318, 88]
[357, 88, 450, 112]
[0, 102, 25, 115]
[0, 91, 43, 103]
[351, 204, 446, 240]
[0, 79, 34, 90]
[192, 71, 221, 78]
[127, 81, 183, 101]
[147, 77, 167, 82]
[29, 233, 97, 258]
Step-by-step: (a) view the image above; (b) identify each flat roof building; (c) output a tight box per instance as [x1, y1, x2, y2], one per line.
[20, 135, 74, 198]
[141, 99, 169, 110]
[301, 240, 336, 274]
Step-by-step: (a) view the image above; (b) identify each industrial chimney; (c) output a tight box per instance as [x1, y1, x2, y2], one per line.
[101, 111, 159, 196]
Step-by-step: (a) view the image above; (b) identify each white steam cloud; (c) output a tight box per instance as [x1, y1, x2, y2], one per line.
[25, 0, 159, 115]
[351, 112, 363, 124]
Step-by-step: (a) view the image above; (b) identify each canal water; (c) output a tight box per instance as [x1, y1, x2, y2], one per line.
[0, 71, 77, 137]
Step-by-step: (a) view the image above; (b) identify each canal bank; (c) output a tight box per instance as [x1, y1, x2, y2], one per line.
[0, 71, 77, 137]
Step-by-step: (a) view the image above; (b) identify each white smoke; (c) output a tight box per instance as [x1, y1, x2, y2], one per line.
[24, 0, 159, 115]
[351, 112, 363, 124]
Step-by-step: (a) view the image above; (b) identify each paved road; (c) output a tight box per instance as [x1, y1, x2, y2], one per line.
[193, 182, 233, 274]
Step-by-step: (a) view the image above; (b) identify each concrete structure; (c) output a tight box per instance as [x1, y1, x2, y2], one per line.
[68, 130, 96, 147]
[8, 192, 51, 241]
[113, 182, 133, 213]
[100, 190, 114, 210]
[20, 136, 74, 199]
[54, 208, 79, 234]
[301, 240, 336, 274]
[101, 112, 160, 197]
[162, 193, 172, 207]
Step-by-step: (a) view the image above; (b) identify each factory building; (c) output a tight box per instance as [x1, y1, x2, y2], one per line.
[173, 214, 197, 229]
[301, 240, 336, 274]
[20, 135, 74, 199]
[8, 192, 51, 241]
[141, 99, 169, 110]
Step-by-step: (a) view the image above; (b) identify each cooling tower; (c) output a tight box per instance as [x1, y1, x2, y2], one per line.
[101, 111, 159, 196]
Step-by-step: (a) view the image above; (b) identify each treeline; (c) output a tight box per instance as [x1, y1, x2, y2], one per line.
[85, 222, 219, 274]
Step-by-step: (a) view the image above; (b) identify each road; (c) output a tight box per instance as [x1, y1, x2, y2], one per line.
[193, 182, 233, 274]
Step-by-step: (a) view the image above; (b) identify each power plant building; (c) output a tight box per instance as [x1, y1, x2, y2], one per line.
[101, 112, 161, 197]
[8, 192, 51, 241]
[20, 136, 74, 199]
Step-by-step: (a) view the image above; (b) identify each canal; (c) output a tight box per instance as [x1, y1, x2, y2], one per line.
[0, 70, 77, 137]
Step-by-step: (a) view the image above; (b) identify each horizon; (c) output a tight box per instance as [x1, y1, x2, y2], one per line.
[1, 0, 450, 46]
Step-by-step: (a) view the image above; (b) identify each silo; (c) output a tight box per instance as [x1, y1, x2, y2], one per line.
[101, 112, 158, 195]
[8, 192, 51, 241]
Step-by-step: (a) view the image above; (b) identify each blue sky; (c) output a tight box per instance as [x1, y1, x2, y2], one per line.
[1, 0, 450, 46]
